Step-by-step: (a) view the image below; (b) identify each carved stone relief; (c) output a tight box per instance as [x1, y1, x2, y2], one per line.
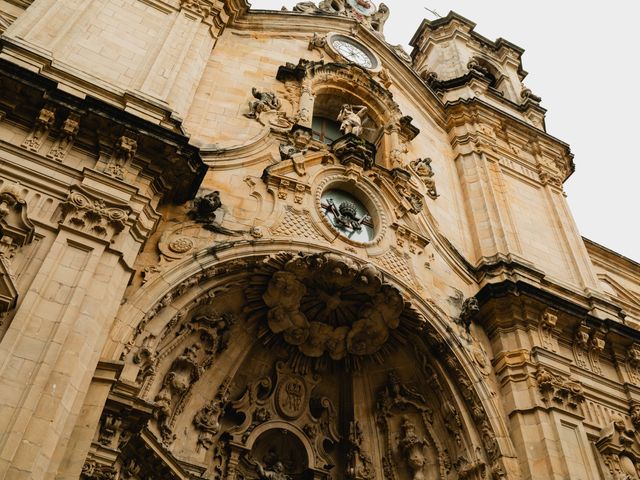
[596, 413, 640, 480]
[535, 365, 586, 411]
[47, 112, 80, 162]
[22, 105, 55, 152]
[226, 360, 338, 477]
[103, 133, 138, 180]
[250, 252, 405, 364]
[538, 307, 559, 352]
[572, 322, 606, 375]
[142, 311, 235, 445]
[376, 371, 445, 480]
[409, 158, 438, 199]
[58, 187, 131, 242]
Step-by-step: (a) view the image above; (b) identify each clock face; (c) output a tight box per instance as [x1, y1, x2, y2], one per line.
[347, 0, 377, 16]
[332, 38, 376, 69]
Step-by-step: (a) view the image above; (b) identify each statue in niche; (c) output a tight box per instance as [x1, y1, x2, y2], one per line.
[256, 461, 290, 480]
[398, 416, 428, 480]
[245, 87, 282, 120]
[338, 104, 368, 137]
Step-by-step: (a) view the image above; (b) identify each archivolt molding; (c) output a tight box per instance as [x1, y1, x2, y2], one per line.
[102, 241, 520, 478]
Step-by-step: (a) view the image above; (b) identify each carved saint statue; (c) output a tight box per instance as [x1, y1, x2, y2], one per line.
[337, 104, 368, 137]
[398, 416, 428, 480]
[246, 87, 282, 119]
[255, 461, 290, 480]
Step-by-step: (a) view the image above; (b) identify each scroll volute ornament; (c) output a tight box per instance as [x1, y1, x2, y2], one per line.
[596, 413, 640, 480]
[0, 183, 34, 313]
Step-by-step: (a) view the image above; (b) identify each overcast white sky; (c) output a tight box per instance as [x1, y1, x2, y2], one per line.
[251, 0, 640, 263]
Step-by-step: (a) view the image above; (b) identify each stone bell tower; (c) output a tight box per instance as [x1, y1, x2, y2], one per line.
[0, 1, 638, 480]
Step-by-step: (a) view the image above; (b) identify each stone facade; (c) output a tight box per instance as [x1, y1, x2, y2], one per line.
[0, 1, 638, 479]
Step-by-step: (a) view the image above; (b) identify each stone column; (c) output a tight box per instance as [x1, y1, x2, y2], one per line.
[0, 182, 150, 479]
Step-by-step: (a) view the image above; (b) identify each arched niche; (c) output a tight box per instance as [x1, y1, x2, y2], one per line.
[85, 243, 521, 480]
[468, 56, 516, 102]
[277, 60, 420, 169]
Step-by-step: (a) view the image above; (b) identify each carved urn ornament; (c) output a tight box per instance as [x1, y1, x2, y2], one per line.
[245, 252, 407, 369]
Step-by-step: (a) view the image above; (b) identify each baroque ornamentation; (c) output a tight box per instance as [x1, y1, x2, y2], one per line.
[152, 312, 234, 445]
[47, 113, 80, 161]
[22, 105, 55, 152]
[409, 158, 438, 199]
[538, 307, 558, 352]
[572, 322, 606, 375]
[596, 413, 640, 480]
[346, 421, 375, 480]
[535, 365, 585, 410]
[338, 104, 368, 137]
[254, 252, 405, 363]
[59, 188, 130, 240]
[188, 191, 244, 236]
[194, 376, 232, 450]
[292, 0, 390, 35]
[398, 416, 428, 480]
[104, 133, 137, 179]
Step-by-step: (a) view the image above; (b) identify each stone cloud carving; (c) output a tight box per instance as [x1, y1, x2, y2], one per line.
[253, 252, 405, 363]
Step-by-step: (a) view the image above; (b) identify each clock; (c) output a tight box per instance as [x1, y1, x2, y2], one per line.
[347, 0, 377, 16]
[330, 36, 377, 70]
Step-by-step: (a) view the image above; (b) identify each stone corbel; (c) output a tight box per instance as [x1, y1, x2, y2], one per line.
[21, 104, 55, 152]
[47, 112, 80, 162]
[538, 307, 559, 352]
[573, 322, 607, 375]
[103, 131, 138, 180]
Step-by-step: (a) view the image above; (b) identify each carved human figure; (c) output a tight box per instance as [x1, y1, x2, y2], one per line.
[246, 87, 282, 119]
[398, 416, 428, 480]
[337, 104, 368, 137]
[255, 461, 290, 480]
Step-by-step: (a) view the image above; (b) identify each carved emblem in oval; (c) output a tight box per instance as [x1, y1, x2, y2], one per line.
[276, 376, 307, 420]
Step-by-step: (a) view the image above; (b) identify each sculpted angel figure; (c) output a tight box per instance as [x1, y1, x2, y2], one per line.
[370, 3, 390, 34]
[245, 87, 282, 119]
[255, 461, 290, 480]
[337, 104, 368, 137]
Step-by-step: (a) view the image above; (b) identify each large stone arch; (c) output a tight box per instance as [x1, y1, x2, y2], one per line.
[82, 241, 520, 480]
